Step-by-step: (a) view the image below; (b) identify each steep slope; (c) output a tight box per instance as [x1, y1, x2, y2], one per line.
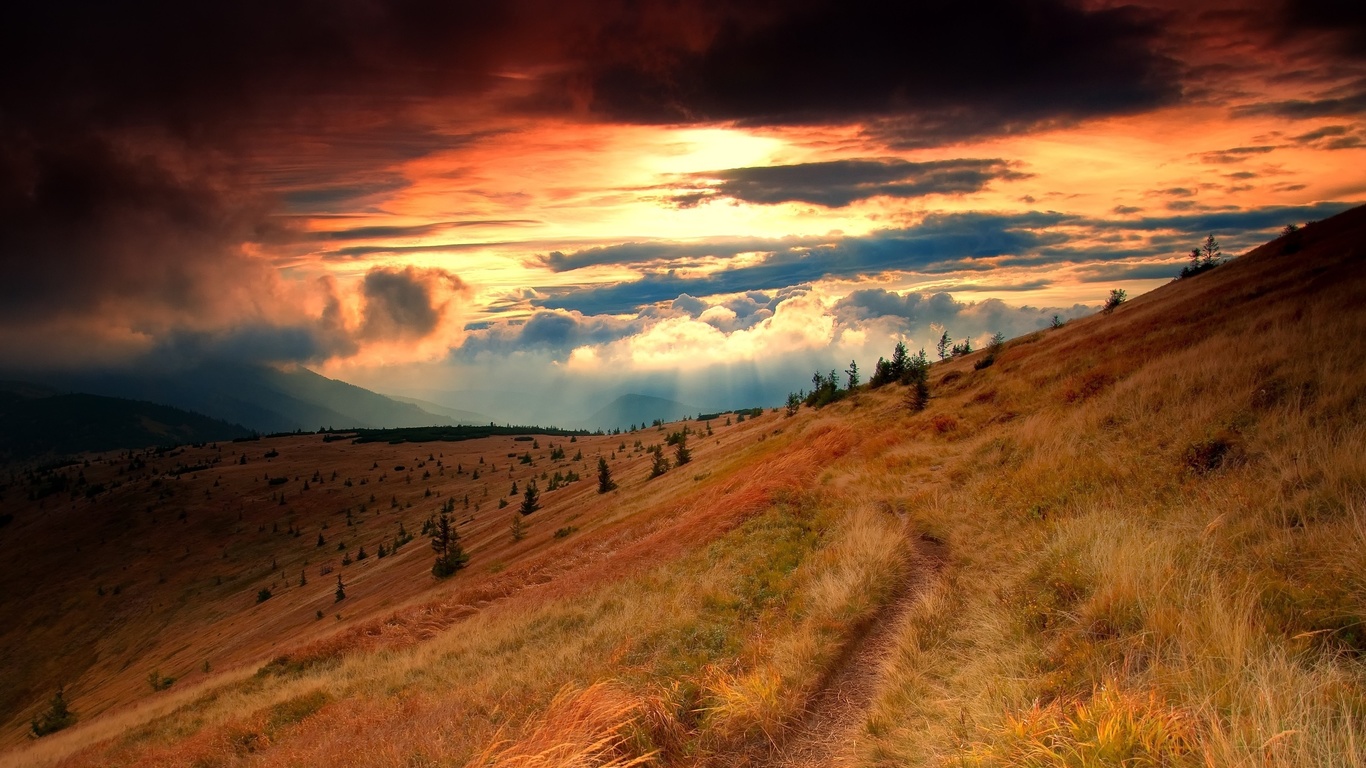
[3, 207, 1364, 767]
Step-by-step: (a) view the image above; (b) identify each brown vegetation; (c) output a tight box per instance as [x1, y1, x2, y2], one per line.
[2, 206, 1365, 766]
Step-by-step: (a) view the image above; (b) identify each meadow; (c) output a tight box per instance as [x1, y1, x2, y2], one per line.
[2, 208, 1363, 766]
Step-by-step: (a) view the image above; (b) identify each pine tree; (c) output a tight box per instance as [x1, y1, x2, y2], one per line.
[649, 447, 671, 478]
[334, 575, 346, 602]
[890, 341, 909, 379]
[597, 457, 617, 494]
[430, 511, 469, 577]
[674, 435, 692, 466]
[518, 480, 540, 516]
[1202, 233, 1221, 265]
[510, 514, 525, 542]
[937, 331, 952, 361]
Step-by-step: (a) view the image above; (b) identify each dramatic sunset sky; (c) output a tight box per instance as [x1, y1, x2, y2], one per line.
[3, 1, 1363, 420]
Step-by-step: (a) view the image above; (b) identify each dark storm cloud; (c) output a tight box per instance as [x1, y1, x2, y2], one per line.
[329, 241, 521, 258]
[1293, 125, 1352, 143]
[534, 200, 1359, 315]
[1074, 262, 1188, 283]
[1085, 201, 1355, 234]
[1196, 145, 1279, 163]
[571, 1, 1180, 146]
[1275, 0, 1366, 60]
[306, 220, 541, 242]
[0, 2, 529, 366]
[456, 311, 643, 358]
[538, 212, 1073, 314]
[1231, 89, 1366, 120]
[147, 323, 358, 368]
[830, 289, 1093, 342]
[360, 266, 465, 340]
[671, 158, 1027, 208]
[540, 235, 827, 272]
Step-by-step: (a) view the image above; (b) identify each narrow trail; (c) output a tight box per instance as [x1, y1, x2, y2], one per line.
[759, 528, 948, 768]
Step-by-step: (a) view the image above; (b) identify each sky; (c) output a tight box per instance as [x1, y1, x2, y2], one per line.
[2, 0, 1364, 422]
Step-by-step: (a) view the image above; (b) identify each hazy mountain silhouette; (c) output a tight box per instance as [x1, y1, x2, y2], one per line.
[0, 385, 251, 461]
[580, 394, 698, 431]
[39, 361, 454, 433]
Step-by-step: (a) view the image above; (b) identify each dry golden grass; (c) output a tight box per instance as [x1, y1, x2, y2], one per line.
[5, 206, 1366, 766]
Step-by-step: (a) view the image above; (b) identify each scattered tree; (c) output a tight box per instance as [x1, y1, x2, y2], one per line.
[30, 687, 76, 737]
[256, 588, 272, 603]
[674, 434, 692, 466]
[597, 457, 617, 494]
[147, 669, 175, 691]
[1103, 289, 1127, 314]
[510, 515, 525, 542]
[937, 331, 952, 361]
[334, 575, 346, 602]
[1180, 234, 1225, 278]
[649, 447, 671, 478]
[975, 332, 1006, 370]
[518, 480, 540, 516]
[430, 511, 469, 577]
[845, 359, 860, 389]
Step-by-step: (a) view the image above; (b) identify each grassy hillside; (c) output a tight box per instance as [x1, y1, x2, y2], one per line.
[2, 208, 1364, 767]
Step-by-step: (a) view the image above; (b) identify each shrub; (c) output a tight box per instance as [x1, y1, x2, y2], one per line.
[1102, 289, 1127, 314]
[148, 669, 175, 691]
[256, 588, 272, 603]
[30, 687, 76, 737]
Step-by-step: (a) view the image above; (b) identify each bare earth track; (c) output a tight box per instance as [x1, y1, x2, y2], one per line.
[761, 528, 948, 768]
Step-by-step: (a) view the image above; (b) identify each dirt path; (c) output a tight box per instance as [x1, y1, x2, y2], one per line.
[760, 530, 947, 768]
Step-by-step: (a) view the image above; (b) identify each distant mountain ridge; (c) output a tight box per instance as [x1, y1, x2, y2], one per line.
[580, 394, 698, 431]
[386, 395, 488, 425]
[37, 361, 456, 434]
[0, 388, 251, 461]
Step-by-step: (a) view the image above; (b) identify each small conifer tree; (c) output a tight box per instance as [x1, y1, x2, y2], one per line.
[430, 511, 469, 577]
[674, 435, 692, 466]
[334, 575, 346, 602]
[597, 457, 617, 493]
[649, 447, 671, 478]
[518, 480, 540, 516]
